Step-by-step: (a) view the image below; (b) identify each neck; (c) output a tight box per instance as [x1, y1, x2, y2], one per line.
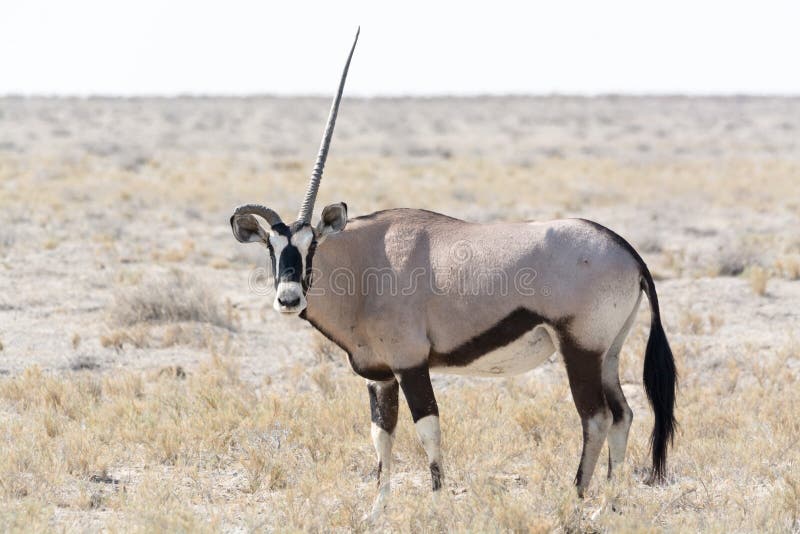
[300, 234, 359, 355]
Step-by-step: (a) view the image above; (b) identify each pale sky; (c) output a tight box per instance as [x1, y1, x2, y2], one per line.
[1, 0, 799, 96]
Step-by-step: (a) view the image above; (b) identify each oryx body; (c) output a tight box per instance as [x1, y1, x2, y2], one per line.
[230, 29, 676, 519]
[305, 209, 643, 380]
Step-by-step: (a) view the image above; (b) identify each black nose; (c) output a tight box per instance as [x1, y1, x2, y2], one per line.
[278, 296, 301, 308]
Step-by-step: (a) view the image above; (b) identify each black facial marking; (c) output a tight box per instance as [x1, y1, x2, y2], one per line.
[303, 239, 317, 293]
[397, 364, 438, 423]
[271, 222, 290, 236]
[277, 245, 302, 283]
[428, 307, 548, 368]
[265, 241, 277, 284]
[269, 222, 316, 288]
[368, 379, 399, 433]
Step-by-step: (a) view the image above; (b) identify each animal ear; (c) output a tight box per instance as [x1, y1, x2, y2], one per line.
[316, 202, 348, 241]
[230, 213, 269, 244]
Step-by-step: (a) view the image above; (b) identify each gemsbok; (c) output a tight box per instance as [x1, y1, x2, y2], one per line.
[230, 28, 676, 518]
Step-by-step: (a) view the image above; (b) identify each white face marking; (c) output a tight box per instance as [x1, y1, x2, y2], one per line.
[273, 281, 306, 313]
[267, 234, 289, 269]
[268, 228, 315, 314]
[291, 227, 314, 251]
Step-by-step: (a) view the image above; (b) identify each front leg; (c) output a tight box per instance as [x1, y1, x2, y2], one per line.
[397, 364, 443, 491]
[367, 378, 399, 518]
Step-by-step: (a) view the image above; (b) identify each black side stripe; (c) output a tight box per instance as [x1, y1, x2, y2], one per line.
[428, 308, 549, 368]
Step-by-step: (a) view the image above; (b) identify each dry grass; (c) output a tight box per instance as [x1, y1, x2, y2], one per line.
[109, 269, 234, 330]
[746, 266, 769, 296]
[678, 310, 724, 336]
[1, 97, 800, 530]
[99, 269, 240, 351]
[0, 346, 798, 532]
[776, 253, 800, 280]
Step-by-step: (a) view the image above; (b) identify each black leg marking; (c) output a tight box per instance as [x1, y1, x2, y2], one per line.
[368, 379, 398, 490]
[559, 329, 610, 496]
[605, 379, 629, 424]
[368, 379, 399, 433]
[398, 364, 443, 492]
[397, 365, 438, 423]
[430, 461, 442, 491]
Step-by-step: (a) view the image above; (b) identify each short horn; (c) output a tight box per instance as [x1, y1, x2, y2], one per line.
[297, 27, 360, 224]
[233, 204, 282, 227]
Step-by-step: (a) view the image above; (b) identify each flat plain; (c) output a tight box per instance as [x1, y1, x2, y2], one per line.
[0, 96, 799, 531]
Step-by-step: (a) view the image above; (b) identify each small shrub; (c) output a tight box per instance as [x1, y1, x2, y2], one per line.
[109, 269, 234, 330]
[68, 356, 100, 371]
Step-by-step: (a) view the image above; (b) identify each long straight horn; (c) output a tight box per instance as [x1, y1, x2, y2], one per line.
[297, 27, 360, 224]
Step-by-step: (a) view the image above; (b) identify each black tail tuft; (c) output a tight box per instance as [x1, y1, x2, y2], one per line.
[641, 274, 677, 483]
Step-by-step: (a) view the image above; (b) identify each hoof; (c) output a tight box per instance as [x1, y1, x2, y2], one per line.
[362, 505, 384, 524]
[645, 472, 666, 486]
[363, 492, 389, 523]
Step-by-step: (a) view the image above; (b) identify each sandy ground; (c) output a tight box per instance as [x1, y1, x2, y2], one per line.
[1, 96, 798, 381]
[0, 96, 799, 531]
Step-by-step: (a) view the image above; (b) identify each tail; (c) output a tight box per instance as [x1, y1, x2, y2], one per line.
[640, 268, 677, 483]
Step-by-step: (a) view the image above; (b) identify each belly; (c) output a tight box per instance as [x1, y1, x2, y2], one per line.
[431, 325, 556, 377]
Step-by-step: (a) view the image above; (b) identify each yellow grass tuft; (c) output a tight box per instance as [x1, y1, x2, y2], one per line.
[776, 253, 800, 280]
[153, 239, 196, 263]
[208, 256, 231, 269]
[746, 266, 769, 296]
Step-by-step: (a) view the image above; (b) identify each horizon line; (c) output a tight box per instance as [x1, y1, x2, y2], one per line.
[2, 91, 800, 100]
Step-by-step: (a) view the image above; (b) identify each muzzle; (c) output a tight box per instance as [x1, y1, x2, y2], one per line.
[274, 281, 307, 314]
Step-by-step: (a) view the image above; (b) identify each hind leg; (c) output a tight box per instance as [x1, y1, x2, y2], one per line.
[560, 337, 612, 497]
[602, 347, 633, 478]
[601, 293, 641, 478]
